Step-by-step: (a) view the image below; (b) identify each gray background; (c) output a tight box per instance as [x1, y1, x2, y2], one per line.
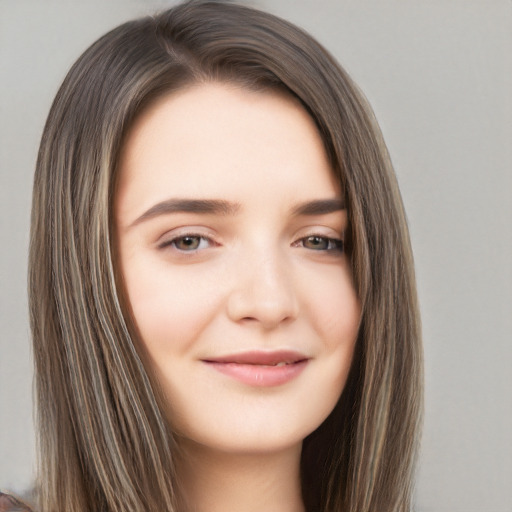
[1, 1, 511, 510]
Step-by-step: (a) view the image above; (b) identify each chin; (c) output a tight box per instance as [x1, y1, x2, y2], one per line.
[170, 393, 340, 456]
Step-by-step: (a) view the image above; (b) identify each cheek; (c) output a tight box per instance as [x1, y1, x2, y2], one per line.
[296, 265, 361, 392]
[302, 262, 361, 396]
[302, 262, 361, 351]
[122, 254, 222, 357]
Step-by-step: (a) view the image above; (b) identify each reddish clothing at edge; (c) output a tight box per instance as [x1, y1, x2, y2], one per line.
[0, 493, 33, 512]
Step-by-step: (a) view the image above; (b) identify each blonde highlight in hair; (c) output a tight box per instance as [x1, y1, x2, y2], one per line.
[29, 2, 422, 511]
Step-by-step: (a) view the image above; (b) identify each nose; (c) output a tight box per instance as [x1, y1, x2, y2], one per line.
[226, 248, 299, 330]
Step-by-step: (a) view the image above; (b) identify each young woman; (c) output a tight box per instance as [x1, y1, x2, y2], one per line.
[7, 1, 422, 510]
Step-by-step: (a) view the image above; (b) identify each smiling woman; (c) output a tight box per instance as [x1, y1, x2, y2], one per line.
[24, 1, 422, 511]
[115, 84, 361, 477]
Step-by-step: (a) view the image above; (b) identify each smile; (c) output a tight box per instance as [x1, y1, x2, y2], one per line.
[202, 350, 309, 387]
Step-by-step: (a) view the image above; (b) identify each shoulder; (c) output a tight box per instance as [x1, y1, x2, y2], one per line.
[0, 493, 33, 512]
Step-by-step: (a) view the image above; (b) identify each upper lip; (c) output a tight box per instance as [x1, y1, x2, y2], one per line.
[203, 350, 309, 365]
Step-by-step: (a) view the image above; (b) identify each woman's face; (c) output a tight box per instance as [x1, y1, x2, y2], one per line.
[115, 83, 360, 454]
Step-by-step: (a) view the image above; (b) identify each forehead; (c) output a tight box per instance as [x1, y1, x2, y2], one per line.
[116, 82, 340, 220]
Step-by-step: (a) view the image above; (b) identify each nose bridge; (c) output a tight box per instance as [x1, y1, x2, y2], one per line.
[227, 238, 298, 328]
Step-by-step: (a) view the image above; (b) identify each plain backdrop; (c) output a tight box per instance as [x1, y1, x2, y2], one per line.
[1, 1, 511, 511]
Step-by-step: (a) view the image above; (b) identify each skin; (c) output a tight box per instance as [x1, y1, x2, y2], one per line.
[115, 82, 361, 512]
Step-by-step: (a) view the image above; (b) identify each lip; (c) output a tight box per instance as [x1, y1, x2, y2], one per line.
[202, 350, 309, 387]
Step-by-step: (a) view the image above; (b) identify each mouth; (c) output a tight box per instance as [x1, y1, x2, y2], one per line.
[202, 350, 309, 387]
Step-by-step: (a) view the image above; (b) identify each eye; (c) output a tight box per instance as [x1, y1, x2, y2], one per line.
[159, 234, 213, 252]
[296, 235, 344, 252]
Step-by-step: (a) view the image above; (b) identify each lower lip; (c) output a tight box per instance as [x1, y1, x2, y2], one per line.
[204, 360, 308, 387]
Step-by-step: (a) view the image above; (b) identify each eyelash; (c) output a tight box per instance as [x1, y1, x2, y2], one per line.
[158, 234, 214, 252]
[158, 234, 344, 254]
[293, 235, 344, 253]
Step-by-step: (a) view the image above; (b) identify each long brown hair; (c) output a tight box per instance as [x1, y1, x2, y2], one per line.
[29, 1, 422, 510]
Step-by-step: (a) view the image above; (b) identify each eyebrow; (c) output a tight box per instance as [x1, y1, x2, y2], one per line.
[291, 198, 345, 216]
[129, 198, 241, 227]
[128, 197, 345, 228]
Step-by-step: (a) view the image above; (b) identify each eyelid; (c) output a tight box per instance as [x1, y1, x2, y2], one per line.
[292, 224, 344, 240]
[156, 226, 219, 251]
[291, 226, 345, 252]
[293, 234, 344, 251]
[159, 234, 214, 252]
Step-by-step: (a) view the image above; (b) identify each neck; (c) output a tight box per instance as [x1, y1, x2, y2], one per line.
[176, 439, 305, 512]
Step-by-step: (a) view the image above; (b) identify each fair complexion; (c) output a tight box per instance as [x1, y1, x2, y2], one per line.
[116, 83, 361, 512]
